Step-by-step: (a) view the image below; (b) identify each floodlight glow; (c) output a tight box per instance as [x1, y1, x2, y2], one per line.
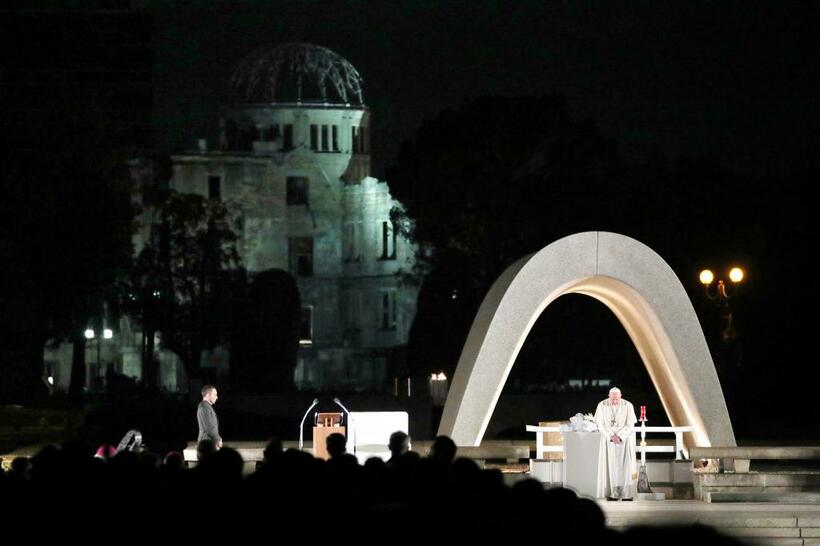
[84, 329, 95, 339]
[729, 267, 744, 283]
[699, 270, 714, 285]
[103, 328, 113, 339]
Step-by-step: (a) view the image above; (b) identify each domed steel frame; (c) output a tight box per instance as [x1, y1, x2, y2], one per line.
[231, 43, 364, 105]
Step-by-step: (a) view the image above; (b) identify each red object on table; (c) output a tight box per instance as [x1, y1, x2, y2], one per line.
[640, 405, 647, 421]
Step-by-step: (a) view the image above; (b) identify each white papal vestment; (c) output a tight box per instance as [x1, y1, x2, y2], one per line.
[594, 399, 638, 499]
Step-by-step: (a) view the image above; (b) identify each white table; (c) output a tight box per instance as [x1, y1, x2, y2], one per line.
[562, 431, 603, 498]
[349, 411, 409, 465]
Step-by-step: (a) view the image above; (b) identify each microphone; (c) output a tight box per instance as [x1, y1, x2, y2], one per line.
[299, 398, 319, 451]
[333, 398, 355, 455]
[333, 397, 349, 425]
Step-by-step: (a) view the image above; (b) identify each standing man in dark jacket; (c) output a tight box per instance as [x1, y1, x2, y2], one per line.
[197, 385, 222, 449]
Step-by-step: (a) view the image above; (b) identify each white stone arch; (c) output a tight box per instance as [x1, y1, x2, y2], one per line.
[437, 231, 735, 451]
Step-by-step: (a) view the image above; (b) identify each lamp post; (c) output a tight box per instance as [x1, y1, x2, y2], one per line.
[699, 267, 744, 343]
[698, 266, 745, 412]
[84, 325, 114, 391]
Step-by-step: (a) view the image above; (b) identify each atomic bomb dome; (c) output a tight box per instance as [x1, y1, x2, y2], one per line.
[230, 42, 364, 106]
[44, 42, 415, 396]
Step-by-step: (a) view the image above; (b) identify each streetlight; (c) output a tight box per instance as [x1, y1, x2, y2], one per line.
[699, 266, 745, 343]
[84, 324, 115, 391]
[699, 265, 746, 413]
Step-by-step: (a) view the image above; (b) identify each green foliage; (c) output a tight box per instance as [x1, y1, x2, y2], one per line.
[230, 268, 301, 393]
[123, 191, 245, 382]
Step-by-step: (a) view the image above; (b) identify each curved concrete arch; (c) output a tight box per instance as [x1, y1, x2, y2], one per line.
[437, 231, 735, 451]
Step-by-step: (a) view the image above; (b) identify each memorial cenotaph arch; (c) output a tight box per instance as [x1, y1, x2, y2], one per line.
[437, 231, 736, 453]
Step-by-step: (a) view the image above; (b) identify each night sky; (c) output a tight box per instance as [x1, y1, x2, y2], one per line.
[149, 1, 820, 434]
[151, 1, 819, 177]
[3, 1, 819, 436]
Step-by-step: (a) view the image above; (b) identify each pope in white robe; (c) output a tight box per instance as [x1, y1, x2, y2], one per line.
[594, 387, 638, 499]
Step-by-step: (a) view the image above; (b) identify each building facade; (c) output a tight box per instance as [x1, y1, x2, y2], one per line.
[45, 43, 418, 393]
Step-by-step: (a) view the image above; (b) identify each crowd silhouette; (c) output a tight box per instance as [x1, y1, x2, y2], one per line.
[0, 434, 741, 543]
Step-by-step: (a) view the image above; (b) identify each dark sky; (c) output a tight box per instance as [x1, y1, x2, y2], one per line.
[150, 1, 819, 177]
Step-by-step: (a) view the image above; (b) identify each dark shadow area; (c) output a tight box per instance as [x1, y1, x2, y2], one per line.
[491, 294, 665, 440]
[0, 436, 743, 543]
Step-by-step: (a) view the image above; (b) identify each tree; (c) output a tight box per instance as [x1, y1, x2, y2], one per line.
[124, 191, 244, 389]
[230, 269, 301, 393]
[0, 97, 138, 402]
[386, 95, 622, 378]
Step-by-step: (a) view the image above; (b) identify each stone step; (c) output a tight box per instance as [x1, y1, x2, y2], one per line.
[609, 515, 799, 527]
[608, 513, 820, 545]
[611, 524, 820, 545]
[610, 525, 809, 545]
[701, 487, 820, 495]
[744, 529, 806, 546]
[743, 537, 806, 546]
[601, 500, 820, 544]
[707, 492, 820, 504]
[635, 492, 667, 501]
[721, 527, 802, 538]
[691, 447, 820, 459]
[698, 473, 820, 487]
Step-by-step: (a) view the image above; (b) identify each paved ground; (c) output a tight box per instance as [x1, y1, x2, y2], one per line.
[599, 501, 820, 545]
[599, 499, 820, 516]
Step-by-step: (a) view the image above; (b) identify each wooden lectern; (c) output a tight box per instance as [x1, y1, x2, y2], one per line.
[313, 412, 345, 460]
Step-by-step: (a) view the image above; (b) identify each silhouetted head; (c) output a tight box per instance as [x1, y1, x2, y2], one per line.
[197, 439, 217, 461]
[209, 447, 245, 483]
[263, 437, 283, 463]
[163, 451, 185, 470]
[450, 457, 481, 487]
[138, 451, 161, 471]
[573, 497, 607, 534]
[29, 444, 64, 482]
[429, 435, 457, 464]
[388, 431, 409, 456]
[326, 433, 347, 458]
[364, 456, 386, 472]
[10, 457, 31, 478]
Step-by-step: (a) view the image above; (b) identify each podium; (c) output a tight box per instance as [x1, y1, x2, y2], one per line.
[313, 412, 345, 460]
[562, 431, 603, 498]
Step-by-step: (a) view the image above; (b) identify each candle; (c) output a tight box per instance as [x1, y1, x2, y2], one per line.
[640, 405, 647, 421]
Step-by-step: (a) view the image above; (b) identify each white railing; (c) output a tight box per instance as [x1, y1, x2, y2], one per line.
[526, 423, 694, 461]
